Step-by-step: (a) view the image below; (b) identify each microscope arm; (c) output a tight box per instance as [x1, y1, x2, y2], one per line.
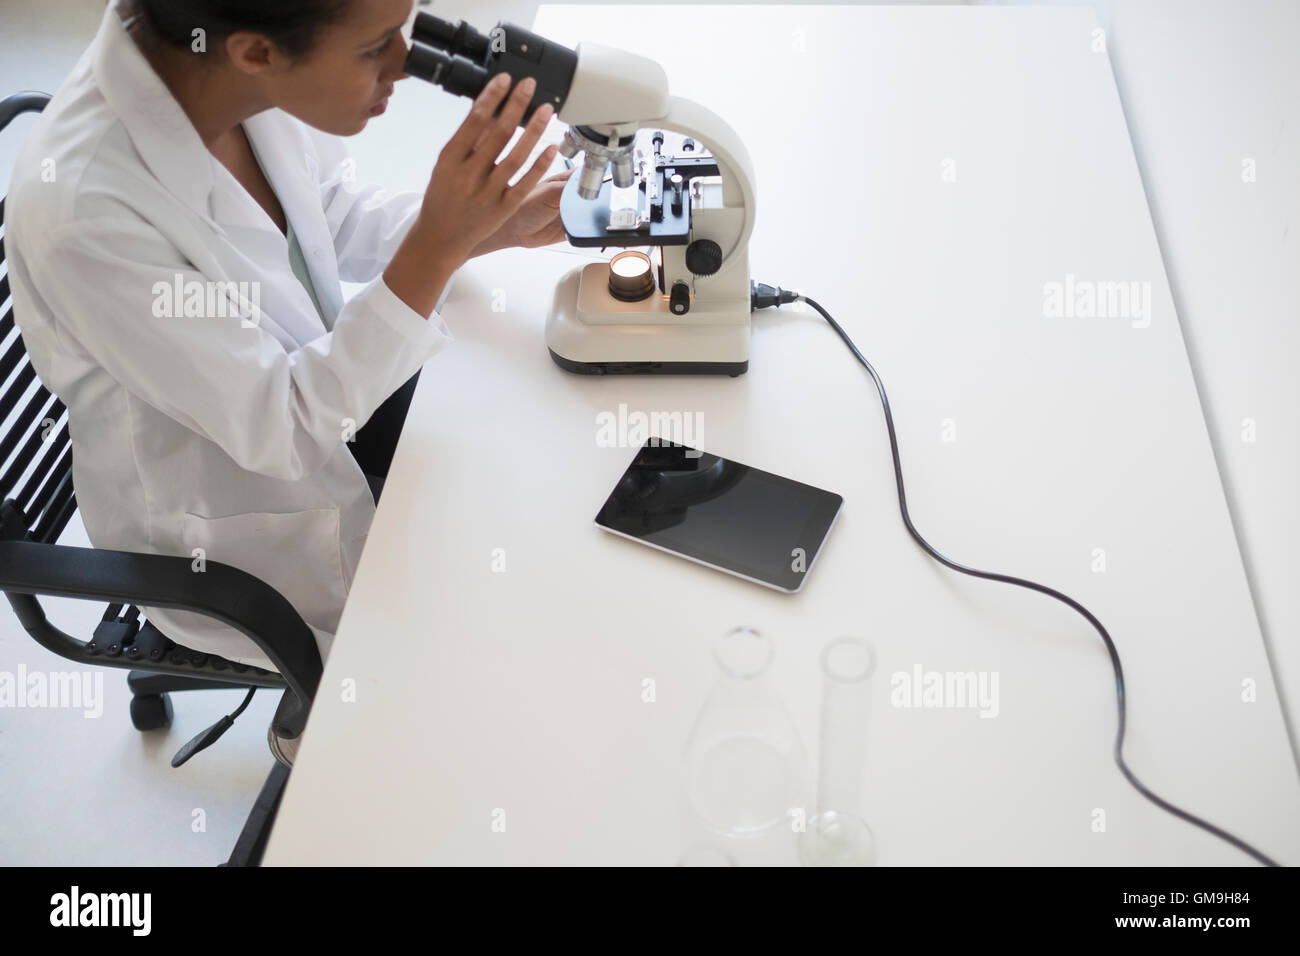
[642, 96, 757, 271]
[555, 42, 757, 276]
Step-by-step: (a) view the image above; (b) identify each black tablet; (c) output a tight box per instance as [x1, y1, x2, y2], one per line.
[595, 440, 843, 592]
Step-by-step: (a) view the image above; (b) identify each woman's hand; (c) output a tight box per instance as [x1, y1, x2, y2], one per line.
[416, 73, 558, 262]
[469, 167, 576, 258]
[383, 73, 557, 317]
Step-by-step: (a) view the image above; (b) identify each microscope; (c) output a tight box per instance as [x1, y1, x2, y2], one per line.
[405, 12, 756, 375]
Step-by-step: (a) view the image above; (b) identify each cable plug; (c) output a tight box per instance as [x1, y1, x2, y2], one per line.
[750, 280, 800, 311]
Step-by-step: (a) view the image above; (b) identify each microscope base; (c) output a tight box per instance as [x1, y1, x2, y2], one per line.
[547, 349, 747, 377]
[545, 263, 750, 376]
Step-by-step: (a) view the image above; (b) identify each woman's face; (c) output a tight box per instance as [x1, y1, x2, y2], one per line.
[249, 0, 415, 136]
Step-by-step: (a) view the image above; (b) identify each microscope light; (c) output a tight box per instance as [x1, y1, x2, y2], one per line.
[607, 251, 656, 302]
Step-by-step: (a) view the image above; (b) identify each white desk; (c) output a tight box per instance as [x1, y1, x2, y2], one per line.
[263, 4, 1300, 865]
[1099, 0, 1300, 768]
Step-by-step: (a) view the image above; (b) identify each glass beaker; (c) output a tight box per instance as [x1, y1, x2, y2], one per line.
[798, 636, 877, 866]
[684, 627, 806, 838]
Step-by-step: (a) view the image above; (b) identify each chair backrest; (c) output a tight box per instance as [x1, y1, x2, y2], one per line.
[0, 91, 74, 545]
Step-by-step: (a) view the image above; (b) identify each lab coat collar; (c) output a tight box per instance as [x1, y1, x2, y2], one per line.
[240, 110, 347, 329]
[92, 1, 216, 217]
[241, 109, 320, 244]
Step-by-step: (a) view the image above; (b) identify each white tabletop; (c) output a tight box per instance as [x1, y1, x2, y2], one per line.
[263, 4, 1300, 865]
[1100, 0, 1300, 769]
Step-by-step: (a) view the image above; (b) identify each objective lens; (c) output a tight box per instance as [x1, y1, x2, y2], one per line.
[608, 251, 655, 302]
[577, 153, 609, 201]
[611, 152, 636, 188]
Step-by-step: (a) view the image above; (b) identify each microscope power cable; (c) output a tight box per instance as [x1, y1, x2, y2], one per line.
[749, 281, 1280, 867]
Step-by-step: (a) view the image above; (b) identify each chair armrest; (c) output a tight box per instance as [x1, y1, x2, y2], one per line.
[0, 540, 321, 730]
[0, 91, 51, 131]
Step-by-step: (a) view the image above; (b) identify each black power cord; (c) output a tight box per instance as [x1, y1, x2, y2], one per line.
[750, 280, 1281, 867]
[170, 687, 258, 768]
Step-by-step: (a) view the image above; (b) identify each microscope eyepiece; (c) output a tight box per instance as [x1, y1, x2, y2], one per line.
[410, 11, 491, 63]
[402, 15, 578, 130]
[404, 41, 489, 98]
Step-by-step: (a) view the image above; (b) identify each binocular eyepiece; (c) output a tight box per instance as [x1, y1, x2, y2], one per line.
[403, 11, 576, 124]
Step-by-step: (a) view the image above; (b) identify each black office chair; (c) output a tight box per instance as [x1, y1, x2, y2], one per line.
[0, 91, 322, 866]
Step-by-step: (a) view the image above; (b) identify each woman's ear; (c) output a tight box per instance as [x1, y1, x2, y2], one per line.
[224, 31, 279, 77]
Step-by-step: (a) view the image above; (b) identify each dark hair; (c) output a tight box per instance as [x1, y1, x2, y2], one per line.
[133, 0, 354, 59]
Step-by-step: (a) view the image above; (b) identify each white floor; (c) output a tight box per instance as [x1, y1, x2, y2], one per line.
[2, 0, 1296, 865]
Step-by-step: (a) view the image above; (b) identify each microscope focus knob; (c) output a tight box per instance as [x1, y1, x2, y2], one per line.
[685, 239, 723, 277]
[669, 281, 691, 315]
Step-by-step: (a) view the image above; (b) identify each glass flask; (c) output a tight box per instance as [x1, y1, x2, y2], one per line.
[798, 636, 877, 866]
[684, 627, 806, 838]
[676, 845, 737, 866]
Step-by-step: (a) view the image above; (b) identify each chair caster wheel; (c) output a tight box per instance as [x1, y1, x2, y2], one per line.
[130, 693, 174, 731]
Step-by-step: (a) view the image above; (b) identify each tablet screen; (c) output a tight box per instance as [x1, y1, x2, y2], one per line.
[595, 440, 842, 592]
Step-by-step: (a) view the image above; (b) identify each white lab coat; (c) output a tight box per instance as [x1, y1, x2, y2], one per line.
[5, 2, 455, 669]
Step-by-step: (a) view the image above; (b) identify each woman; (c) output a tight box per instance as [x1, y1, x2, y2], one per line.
[6, 0, 568, 763]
